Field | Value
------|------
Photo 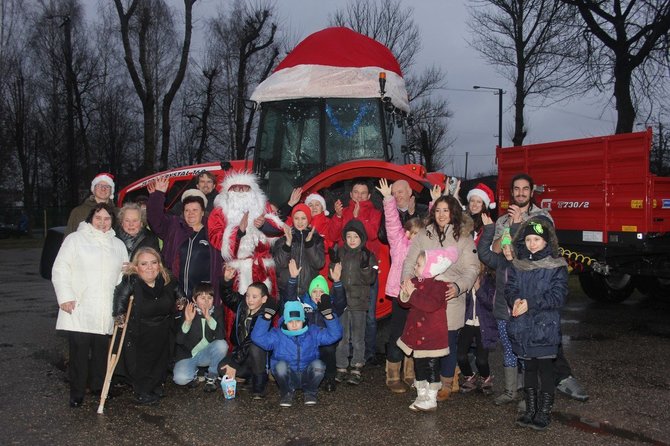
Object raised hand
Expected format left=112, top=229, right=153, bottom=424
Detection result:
left=329, top=262, right=342, bottom=282
left=154, top=176, right=169, bottom=193
left=305, top=226, right=316, bottom=242
left=430, top=184, right=442, bottom=202
left=184, top=302, right=196, bottom=322
left=481, top=213, right=493, bottom=225
left=288, top=259, right=301, bottom=278
left=334, top=199, right=344, bottom=217
left=376, top=178, right=392, bottom=198
left=287, top=187, right=303, bottom=207
left=283, top=224, right=293, bottom=247
left=352, top=200, right=360, bottom=218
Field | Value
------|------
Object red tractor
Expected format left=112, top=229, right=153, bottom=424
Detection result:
left=117, top=28, right=447, bottom=319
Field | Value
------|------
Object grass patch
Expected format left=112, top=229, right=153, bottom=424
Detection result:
left=0, top=237, right=44, bottom=249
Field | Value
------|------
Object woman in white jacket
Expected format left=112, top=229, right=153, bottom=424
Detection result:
left=52, top=203, right=128, bottom=408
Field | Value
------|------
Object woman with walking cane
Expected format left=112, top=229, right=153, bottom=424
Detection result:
left=113, top=247, right=186, bottom=405
left=52, top=203, right=128, bottom=408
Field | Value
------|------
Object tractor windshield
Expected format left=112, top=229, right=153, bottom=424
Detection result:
left=255, top=98, right=385, bottom=204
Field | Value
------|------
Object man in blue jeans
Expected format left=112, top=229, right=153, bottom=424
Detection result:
left=251, top=299, right=342, bottom=407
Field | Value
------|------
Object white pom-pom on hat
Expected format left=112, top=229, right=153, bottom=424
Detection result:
left=466, top=182, right=496, bottom=210
left=304, top=193, right=329, bottom=216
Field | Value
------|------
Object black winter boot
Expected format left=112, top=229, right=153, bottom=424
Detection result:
left=515, top=387, right=537, bottom=428
left=251, top=373, right=268, bottom=400
left=531, top=391, right=554, bottom=430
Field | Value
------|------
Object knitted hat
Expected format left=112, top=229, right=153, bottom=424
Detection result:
left=422, top=247, right=459, bottom=278
left=181, top=188, right=208, bottom=209
left=305, top=193, right=329, bottom=216
left=466, top=183, right=496, bottom=209
left=308, top=275, right=330, bottom=296
left=291, top=203, right=312, bottom=225
left=522, top=220, right=551, bottom=243
left=283, top=301, right=306, bottom=323
left=91, top=173, right=115, bottom=198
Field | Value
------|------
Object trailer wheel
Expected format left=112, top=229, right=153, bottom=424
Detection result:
left=635, top=277, right=670, bottom=299
left=578, top=271, right=635, bottom=303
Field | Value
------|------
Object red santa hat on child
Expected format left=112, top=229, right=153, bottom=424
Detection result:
left=304, top=193, right=329, bottom=216
left=466, top=183, right=496, bottom=210
left=291, top=203, right=313, bottom=225
left=90, top=173, right=115, bottom=199
left=422, top=247, right=459, bottom=278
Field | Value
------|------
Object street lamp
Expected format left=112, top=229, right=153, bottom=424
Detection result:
left=473, top=85, right=505, bottom=148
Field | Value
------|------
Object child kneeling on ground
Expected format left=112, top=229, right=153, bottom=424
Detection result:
left=173, top=282, right=228, bottom=392
left=251, top=299, right=343, bottom=407
left=398, top=247, right=459, bottom=412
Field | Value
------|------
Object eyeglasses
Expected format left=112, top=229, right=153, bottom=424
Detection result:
left=95, top=184, right=112, bottom=190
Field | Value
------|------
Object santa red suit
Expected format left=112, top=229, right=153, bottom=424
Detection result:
left=208, top=171, right=285, bottom=295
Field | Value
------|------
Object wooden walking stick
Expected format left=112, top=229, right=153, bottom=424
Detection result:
left=97, top=296, right=134, bottom=414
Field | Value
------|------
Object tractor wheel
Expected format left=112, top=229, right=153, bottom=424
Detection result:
left=578, top=271, right=635, bottom=303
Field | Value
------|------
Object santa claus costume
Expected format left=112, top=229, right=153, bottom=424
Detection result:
left=208, top=171, right=285, bottom=296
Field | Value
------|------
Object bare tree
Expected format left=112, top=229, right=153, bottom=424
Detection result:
left=330, top=0, right=454, bottom=170
left=561, top=0, right=670, bottom=133
left=112, top=0, right=196, bottom=174
left=469, top=0, right=583, bottom=146
left=206, top=2, right=279, bottom=161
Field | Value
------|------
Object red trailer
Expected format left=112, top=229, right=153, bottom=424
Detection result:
left=496, top=128, right=670, bottom=302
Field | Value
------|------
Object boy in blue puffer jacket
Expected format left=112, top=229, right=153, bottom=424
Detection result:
left=284, top=259, right=346, bottom=392
left=251, top=298, right=343, bottom=407
left=505, top=216, right=568, bottom=431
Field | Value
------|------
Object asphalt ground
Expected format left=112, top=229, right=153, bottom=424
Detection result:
left=1, top=248, right=669, bottom=445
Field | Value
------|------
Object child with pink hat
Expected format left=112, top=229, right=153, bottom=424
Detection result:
left=397, top=246, right=459, bottom=412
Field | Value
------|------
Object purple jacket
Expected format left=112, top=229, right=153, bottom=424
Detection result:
left=383, top=196, right=411, bottom=297
left=147, top=191, right=221, bottom=303
left=464, top=274, right=499, bottom=350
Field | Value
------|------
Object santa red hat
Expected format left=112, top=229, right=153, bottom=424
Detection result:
left=467, top=183, right=496, bottom=210
left=291, top=203, right=312, bottom=225
left=250, top=27, right=409, bottom=113
left=91, top=173, right=115, bottom=198
left=305, top=193, right=329, bottom=216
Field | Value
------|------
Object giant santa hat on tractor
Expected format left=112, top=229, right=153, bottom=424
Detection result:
left=251, top=26, right=409, bottom=112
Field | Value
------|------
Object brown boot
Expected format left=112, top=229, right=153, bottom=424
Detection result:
left=451, top=366, right=460, bottom=393
left=402, top=358, right=415, bottom=387
left=436, top=376, right=453, bottom=401
left=386, top=361, right=407, bottom=393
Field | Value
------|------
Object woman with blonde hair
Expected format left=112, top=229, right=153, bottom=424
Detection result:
left=113, top=247, right=186, bottom=405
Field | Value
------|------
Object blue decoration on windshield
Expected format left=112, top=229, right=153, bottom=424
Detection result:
left=325, top=103, right=371, bottom=138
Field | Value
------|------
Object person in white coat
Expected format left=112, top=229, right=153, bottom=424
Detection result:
left=52, top=203, right=128, bottom=408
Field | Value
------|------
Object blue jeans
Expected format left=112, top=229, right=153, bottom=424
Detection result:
left=173, top=340, right=228, bottom=385
left=273, top=359, right=325, bottom=397
left=440, top=329, right=460, bottom=378
left=365, top=276, right=379, bottom=360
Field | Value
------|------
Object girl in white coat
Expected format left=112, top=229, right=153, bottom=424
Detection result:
left=52, top=203, right=128, bottom=408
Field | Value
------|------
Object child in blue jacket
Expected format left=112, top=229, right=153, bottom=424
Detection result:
left=284, top=259, right=346, bottom=392
left=251, top=298, right=343, bottom=407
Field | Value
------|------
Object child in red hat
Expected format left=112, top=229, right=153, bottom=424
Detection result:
left=272, top=203, right=325, bottom=302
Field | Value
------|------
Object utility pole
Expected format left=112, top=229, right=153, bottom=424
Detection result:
left=464, top=151, right=469, bottom=181
left=62, top=15, right=78, bottom=207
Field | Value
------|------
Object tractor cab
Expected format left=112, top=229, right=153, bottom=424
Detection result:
left=255, top=96, right=413, bottom=205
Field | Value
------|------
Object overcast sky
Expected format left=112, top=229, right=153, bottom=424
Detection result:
left=104, top=0, right=621, bottom=177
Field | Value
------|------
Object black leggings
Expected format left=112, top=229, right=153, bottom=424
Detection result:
left=456, top=324, right=490, bottom=378
left=385, top=297, right=408, bottom=363
left=319, top=343, right=337, bottom=380
left=524, top=358, right=555, bottom=394
left=414, top=357, right=442, bottom=384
